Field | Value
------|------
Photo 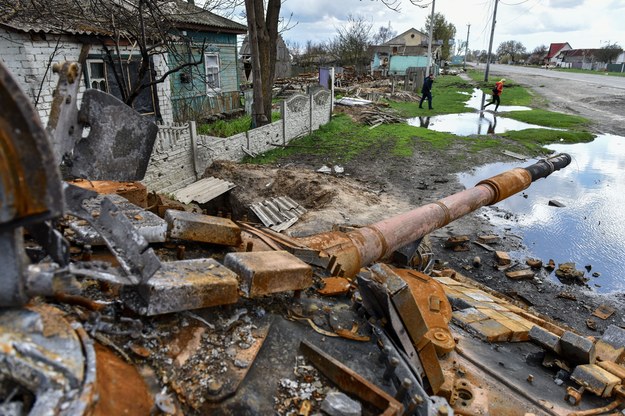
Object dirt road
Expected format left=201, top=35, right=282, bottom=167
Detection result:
left=208, top=69, right=625, bottom=336
left=485, top=63, right=625, bottom=136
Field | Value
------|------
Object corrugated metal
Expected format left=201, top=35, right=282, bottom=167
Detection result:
left=172, top=176, right=235, bottom=204
left=250, top=196, right=307, bottom=232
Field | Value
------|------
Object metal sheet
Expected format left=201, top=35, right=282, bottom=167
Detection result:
left=172, top=176, right=236, bottom=204
left=69, top=89, right=158, bottom=181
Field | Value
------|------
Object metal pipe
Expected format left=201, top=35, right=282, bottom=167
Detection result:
left=299, top=154, right=571, bottom=278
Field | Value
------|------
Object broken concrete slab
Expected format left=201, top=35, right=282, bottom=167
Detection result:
left=560, top=331, right=596, bottom=365
left=570, top=364, right=620, bottom=397
left=124, top=258, right=239, bottom=315
left=165, top=209, right=242, bottom=246
left=224, top=250, right=313, bottom=297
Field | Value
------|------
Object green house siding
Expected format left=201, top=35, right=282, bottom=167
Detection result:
left=168, top=30, right=241, bottom=120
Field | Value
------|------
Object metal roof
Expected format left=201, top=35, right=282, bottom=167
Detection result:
left=0, top=0, right=246, bottom=36
left=172, top=176, right=236, bottom=204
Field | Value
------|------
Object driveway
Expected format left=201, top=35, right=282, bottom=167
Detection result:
left=477, top=63, right=625, bottom=136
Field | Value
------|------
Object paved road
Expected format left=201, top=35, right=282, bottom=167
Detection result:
left=471, top=63, right=625, bottom=136
left=483, top=63, right=625, bottom=89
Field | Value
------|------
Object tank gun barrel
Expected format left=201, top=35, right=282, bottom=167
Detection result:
left=298, top=154, right=571, bottom=278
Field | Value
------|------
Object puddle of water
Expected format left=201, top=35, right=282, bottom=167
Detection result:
left=407, top=89, right=549, bottom=136
left=407, top=113, right=557, bottom=136
left=464, top=88, right=531, bottom=112
left=458, top=134, right=625, bottom=293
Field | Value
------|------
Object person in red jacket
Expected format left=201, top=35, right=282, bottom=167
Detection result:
left=484, top=78, right=505, bottom=111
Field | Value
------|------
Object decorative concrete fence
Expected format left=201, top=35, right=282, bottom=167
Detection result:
left=142, top=89, right=332, bottom=194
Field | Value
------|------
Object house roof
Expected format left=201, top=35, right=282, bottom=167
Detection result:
left=167, top=1, right=246, bottom=33
left=382, top=28, right=428, bottom=46
left=0, top=0, right=246, bottom=37
left=546, top=42, right=571, bottom=59
left=563, top=49, right=600, bottom=57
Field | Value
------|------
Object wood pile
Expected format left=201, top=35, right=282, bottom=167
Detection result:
left=360, top=107, right=404, bottom=128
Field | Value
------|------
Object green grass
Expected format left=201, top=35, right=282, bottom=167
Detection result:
left=553, top=67, right=625, bottom=77
left=243, top=71, right=597, bottom=164
left=503, top=108, right=590, bottom=129
left=389, top=74, right=475, bottom=117
left=198, top=112, right=281, bottom=137
left=502, top=129, right=595, bottom=154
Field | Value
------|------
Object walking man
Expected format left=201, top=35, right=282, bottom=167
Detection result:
left=419, top=73, right=434, bottom=110
left=484, top=78, right=505, bottom=112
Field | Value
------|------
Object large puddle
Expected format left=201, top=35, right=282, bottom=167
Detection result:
left=458, top=134, right=625, bottom=292
left=407, top=89, right=557, bottom=136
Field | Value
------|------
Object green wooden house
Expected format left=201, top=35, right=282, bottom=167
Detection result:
left=168, top=1, right=247, bottom=121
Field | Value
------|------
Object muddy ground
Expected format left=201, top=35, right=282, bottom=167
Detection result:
left=205, top=71, right=625, bottom=337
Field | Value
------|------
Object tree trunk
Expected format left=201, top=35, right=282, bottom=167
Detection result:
left=244, top=0, right=280, bottom=127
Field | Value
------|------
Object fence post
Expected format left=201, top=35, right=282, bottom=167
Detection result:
left=189, top=120, right=201, bottom=179
left=281, top=99, right=287, bottom=145
left=309, top=92, right=313, bottom=136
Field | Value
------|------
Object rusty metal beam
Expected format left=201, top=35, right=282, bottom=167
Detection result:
left=300, top=340, right=404, bottom=416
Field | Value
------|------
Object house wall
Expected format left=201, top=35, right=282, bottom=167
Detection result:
left=168, top=31, right=241, bottom=121
left=0, top=29, right=174, bottom=125
left=142, top=89, right=332, bottom=193
left=389, top=56, right=428, bottom=75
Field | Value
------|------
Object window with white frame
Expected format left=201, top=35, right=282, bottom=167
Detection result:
left=204, top=53, right=220, bottom=91
left=86, top=59, right=108, bottom=92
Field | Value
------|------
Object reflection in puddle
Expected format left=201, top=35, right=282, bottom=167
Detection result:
left=407, top=89, right=548, bottom=136
left=407, top=113, right=558, bottom=136
left=458, top=134, right=625, bottom=292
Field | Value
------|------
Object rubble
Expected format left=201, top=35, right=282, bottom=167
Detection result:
left=4, top=59, right=625, bottom=416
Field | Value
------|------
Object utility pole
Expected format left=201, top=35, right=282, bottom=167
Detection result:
left=484, top=0, right=499, bottom=82
left=463, top=24, right=470, bottom=71
left=426, top=0, right=436, bottom=74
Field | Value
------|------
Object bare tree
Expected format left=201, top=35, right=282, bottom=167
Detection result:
left=528, top=45, right=548, bottom=65
left=328, top=14, right=373, bottom=72
left=372, top=21, right=397, bottom=45
left=0, top=0, right=226, bottom=108
left=496, top=40, right=527, bottom=64
left=596, top=43, right=623, bottom=64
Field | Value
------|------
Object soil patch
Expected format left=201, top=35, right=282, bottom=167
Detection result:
left=205, top=73, right=625, bottom=336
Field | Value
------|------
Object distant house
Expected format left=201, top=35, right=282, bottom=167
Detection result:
left=544, top=42, right=572, bottom=67
left=369, top=28, right=440, bottom=76
left=0, top=0, right=246, bottom=124
left=239, top=34, right=292, bottom=82
left=561, top=49, right=604, bottom=70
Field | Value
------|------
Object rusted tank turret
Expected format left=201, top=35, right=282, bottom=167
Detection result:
left=297, top=154, right=572, bottom=278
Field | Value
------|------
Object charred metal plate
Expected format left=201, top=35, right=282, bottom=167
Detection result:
left=224, top=250, right=313, bottom=297
left=0, top=304, right=96, bottom=414
left=69, top=193, right=167, bottom=245
left=124, top=258, right=240, bottom=316
left=64, top=183, right=161, bottom=284
left=165, top=210, right=241, bottom=246
left=69, top=89, right=158, bottom=181
left=0, top=60, right=63, bottom=226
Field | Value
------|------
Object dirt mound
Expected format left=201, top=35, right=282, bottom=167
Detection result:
left=204, top=160, right=413, bottom=237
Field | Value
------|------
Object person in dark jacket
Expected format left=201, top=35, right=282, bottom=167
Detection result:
left=484, top=78, right=505, bottom=111
left=419, top=73, right=434, bottom=110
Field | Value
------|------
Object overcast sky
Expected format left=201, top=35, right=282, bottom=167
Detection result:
left=228, top=0, right=625, bottom=54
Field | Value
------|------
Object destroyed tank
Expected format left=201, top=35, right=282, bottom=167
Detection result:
left=3, top=59, right=624, bottom=416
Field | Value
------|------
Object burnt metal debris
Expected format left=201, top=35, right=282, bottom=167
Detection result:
left=2, top=59, right=625, bottom=416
